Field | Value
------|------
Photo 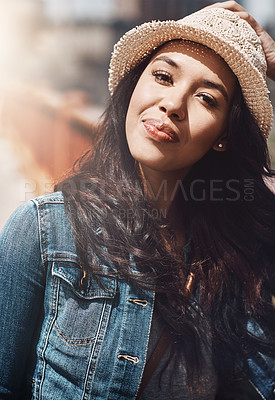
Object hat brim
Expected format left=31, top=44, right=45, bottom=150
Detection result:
left=108, top=19, right=273, bottom=137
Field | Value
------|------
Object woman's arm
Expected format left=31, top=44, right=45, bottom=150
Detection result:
left=205, top=1, right=275, bottom=81
left=0, top=201, right=45, bottom=398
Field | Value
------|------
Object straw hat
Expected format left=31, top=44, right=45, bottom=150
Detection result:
left=108, top=7, right=273, bottom=138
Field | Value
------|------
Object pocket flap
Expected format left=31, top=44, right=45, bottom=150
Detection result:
left=52, top=261, right=117, bottom=299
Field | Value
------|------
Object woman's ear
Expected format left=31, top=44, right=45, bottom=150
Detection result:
left=212, top=134, right=228, bottom=152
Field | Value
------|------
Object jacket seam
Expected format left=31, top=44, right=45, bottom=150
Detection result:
left=32, top=192, right=65, bottom=206
left=248, top=378, right=266, bottom=400
left=106, top=284, right=130, bottom=399
left=134, top=292, right=155, bottom=398
left=81, top=300, right=108, bottom=400
left=37, top=276, right=60, bottom=400
left=31, top=199, right=47, bottom=272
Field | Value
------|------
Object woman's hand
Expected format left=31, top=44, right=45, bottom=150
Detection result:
left=204, top=1, right=275, bottom=81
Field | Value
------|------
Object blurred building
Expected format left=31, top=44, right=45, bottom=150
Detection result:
left=139, top=0, right=247, bottom=21
left=42, top=0, right=140, bottom=23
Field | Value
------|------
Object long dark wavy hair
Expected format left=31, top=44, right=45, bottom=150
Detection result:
left=56, top=42, right=275, bottom=390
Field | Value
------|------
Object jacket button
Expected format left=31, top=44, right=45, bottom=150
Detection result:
left=118, top=354, right=140, bottom=364
left=128, top=298, right=148, bottom=307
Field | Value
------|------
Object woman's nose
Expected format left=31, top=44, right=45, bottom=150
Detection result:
left=158, top=91, right=186, bottom=120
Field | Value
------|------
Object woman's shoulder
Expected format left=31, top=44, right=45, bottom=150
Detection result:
left=32, top=191, right=77, bottom=257
left=30, top=191, right=68, bottom=221
left=1, top=191, right=77, bottom=261
left=31, top=190, right=65, bottom=206
left=3, top=191, right=67, bottom=229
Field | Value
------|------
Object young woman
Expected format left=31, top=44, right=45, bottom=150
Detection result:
left=0, top=1, right=274, bottom=399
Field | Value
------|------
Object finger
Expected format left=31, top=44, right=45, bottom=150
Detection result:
left=231, top=10, right=257, bottom=27
left=231, top=11, right=265, bottom=36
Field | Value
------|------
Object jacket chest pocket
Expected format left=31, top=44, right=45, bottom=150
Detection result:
left=51, top=261, right=117, bottom=345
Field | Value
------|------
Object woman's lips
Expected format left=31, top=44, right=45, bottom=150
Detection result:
left=142, top=119, right=179, bottom=143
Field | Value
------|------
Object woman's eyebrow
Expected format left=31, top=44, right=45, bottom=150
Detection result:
left=202, top=79, right=228, bottom=102
left=152, top=55, right=178, bottom=68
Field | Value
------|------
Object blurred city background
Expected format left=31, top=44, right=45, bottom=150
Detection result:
left=0, top=0, right=274, bottom=229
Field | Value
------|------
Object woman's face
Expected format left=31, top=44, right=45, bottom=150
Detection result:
left=125, top=40, right=236, bottom=180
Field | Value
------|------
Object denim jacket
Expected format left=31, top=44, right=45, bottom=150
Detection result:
left=0, top=192, right=274, bottom=400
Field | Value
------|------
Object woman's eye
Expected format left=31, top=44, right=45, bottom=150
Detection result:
left=198, top=93, right=217, bottom=108
left=152, top=70, right=173, bottom=85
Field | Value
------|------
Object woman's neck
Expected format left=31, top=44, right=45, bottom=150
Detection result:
left=139, top=164, right=190, bottom=250
left=140, top=164, right=191, bottom=216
